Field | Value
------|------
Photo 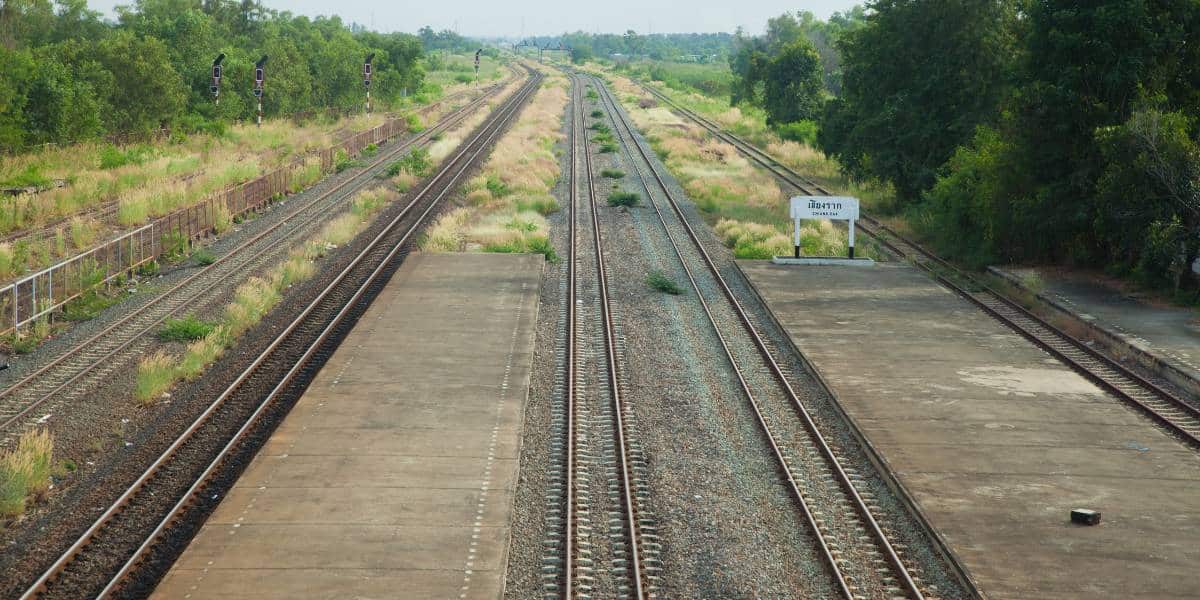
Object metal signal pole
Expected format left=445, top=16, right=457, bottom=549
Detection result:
left=254, top=55, right=268, bottom=127
left=474, top=48, right=481, bottom=86
left=211, top=53, right=225, bottom=106
left=364, top=52, right=375, bottom=113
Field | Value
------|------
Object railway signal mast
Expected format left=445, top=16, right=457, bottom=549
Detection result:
left=210, top=53, right=225, bottom=105
left=474, top=48, right=482, bottom=85
left=363, top=52, right=375, bottom=113
left=254, top=55, right=268, bottom=127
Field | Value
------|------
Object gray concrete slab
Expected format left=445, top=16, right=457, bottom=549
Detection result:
left=740, top=261, right=1200, bottom=600
left=155, top=253, right=542, bottom=600
left=998, top=266, right=1200, bottom=384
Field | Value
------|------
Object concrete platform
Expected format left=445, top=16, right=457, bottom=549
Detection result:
left=993, top=266, right=1200, bottom=392
left=155, top=253, right=542, bottom=599
left=740, top=261, right=1200, bottom=600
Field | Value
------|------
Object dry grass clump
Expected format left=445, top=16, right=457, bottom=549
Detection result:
left=135, top=350, right=177, bottom=403
left=0, top=428, right=54, bottom=518
left=422, top=70, right=567, bottom=262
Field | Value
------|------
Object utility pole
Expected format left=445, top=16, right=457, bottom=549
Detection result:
left=254, top=55, right=268, bottom=127
left=363, top=52, right=375, bottom=113
left=210, top=53, right=225, bottom=106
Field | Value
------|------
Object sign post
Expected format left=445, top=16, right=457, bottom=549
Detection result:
left=789, top=196, right=861, bottom=258
left=474, top=48, right=482, bottom=85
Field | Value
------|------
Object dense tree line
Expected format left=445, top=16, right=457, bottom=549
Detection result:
left=523, top=32, right=733, bottom=64
left=735, top=3, right=1200, bottom=294
left=0, top=0, right=433, bottom=151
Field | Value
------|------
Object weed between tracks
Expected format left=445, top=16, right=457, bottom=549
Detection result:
left=133, top=186, right=397, bottom=404
left=421, top=70, right=567, bottom=263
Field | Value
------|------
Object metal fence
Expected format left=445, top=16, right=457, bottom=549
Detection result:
left=0, top=117, right=407, bottom=336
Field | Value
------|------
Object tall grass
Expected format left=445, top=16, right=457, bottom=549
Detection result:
left=422, top=71, right=567, bottom=259
left=0, top=429, right=54, bottom=518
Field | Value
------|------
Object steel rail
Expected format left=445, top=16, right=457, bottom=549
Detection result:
left=595, top=74, right=923, bottom=599
left=19, top=69, right=544, bottom=599
left=569, top=73, right=648, bottom=598
left=0, top=83, right=506, bottom=434
left=637, top=82, right=1200, bottom=448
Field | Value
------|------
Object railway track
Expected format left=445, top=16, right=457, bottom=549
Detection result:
left=0, top=87, right=481, bottom=249
left=594, top=75, right=934, bottom=599
left=0, top=82, right=510, bottom=442
left=545, top=74, right=654, bottom=599
left=15, top=67, right=543, bottom=599
left=635, top=81, right=1200, bottom=449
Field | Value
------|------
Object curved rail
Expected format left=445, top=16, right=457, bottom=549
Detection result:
left=636, top=81, right=1200, bottom=448
left=18, top=68, right=543, bottom=599
left=596, top=75, right=923, bottom=599
left=0, top=83, right=507, bottom=435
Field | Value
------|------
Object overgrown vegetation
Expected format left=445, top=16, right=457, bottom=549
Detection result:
left=601, top=169, right=625, bottom=179
left=0, top=429, right=54, bottom=519
left=158, top=315, right=216, bottom=342
left=645, top=270, right=683, bottom=295
left=608, top=191, right=640, bottom=207
left=134, top=186, right=396, bottom=404
left=422, top=72, right=567, bottom=262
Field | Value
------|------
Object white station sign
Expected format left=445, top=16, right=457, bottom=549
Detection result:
left=790, top=196, right=859, bottom=221
left=789, top=196, right=861, bottom=259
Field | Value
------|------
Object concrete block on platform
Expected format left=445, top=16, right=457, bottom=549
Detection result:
left=771, top=256, right=875, bottom=267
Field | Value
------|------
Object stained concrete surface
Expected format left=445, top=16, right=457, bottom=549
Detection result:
left=741, top=261, right=1200, bottom=600
left=154, top=253, right=542, bottom=599
left=1001, top=266, right=1200, bottom=382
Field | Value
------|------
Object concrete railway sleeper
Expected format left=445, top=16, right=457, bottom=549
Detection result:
left=0, top=80, right=510, bottom=443
left=633, top=82, right=1200, bottom=451
left=546, top=73, right=655, bottom=599
left=15, top=67, right=544, bottom=599
left=593, top=74, right=933, bottom=600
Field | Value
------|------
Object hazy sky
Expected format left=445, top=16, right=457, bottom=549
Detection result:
left=86, top=0, right=865, bottom=37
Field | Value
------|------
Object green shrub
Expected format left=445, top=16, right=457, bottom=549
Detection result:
left=360, top=143, right=379, bottom=158
left=608, top=191, right=640, bottom=207
left=775, top=120, right=819, bottom=145
left=387, top=148, right=432, bottom=177
left=161, top=230, right=189, bottom=262
left=601, top=169, right=625, bottom=179
left=0, top=164, right=51, bottom=190
left=193, top=248, right=216, bottom=265
left=485, top=176, right=510, bottom=198
left=590, top=110, right=604, bottom=118
left=137, top=260, right=160, bottom=277
left=455, top=73, right=475, bottom=84
left=645, top=270, right=683, bottom=295
left=158, top=315, right=216, bottom=342
left=0, top=429, right=54, bottom=518
left=334, top=149, right=357, bottom=173
left=599, top=143, right=618, bottom=154
left=588, top=122, right=610, bottom=133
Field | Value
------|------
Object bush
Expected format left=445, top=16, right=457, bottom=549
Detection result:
left=590, top=110, right=604, bottom=118
left=599, top=143, right=618, bottom=154
left=455, top=73, right=475, bottom=84
left=645, top=270, right=683, bottom=295
left=0, top=164, right=51, bottom=190
left=485, top=176, right=510, bottom=198
left=608, top=191, right=639, bottom=207
left=334, top=149, right=356, bottom=173
left=387, top=148, right=431, bottom=178
left=161, top=230, right=190, bottom=262
left=601, top=169, right=625, bottom=179
left=775, top=120, right=819, bottom=146
left=360, top=143, right=379, bottom=158
left=158, top=315, right=215, bottom=342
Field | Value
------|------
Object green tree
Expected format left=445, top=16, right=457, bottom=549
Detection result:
left=92, top=31, right=187, bottom=133
left=818, top=0, right=1020, bottom=203
left=761, top=38, right=823, bottom=125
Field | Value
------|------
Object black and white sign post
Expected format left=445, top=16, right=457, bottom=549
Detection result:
left=210, top=53, right=225, bottom=105
left=254, top=55, right=268, bottom=128
left=363, top=53, right=375, bottom=113
left=790, top=196, right=861, bottom=258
